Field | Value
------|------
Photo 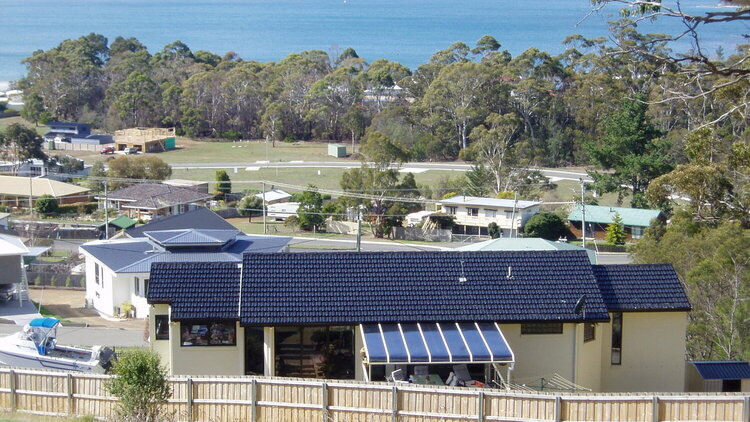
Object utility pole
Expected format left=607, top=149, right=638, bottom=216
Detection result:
left=28, top=176, right=33, bottom=247
left=104, top=180, right=109, bottom=240
left=509, top=192, right=518, bottom=238
left=356, top=210, right=362, bottom=252
left=580, top=178, right=586, bottom=248
left=262, top=182, right=267, bottom=235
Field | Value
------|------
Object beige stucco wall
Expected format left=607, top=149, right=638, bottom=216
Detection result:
left=149, top=304, right=172, bottom=370
left=576, top=323, right=603, bottom=392
left=499, top=323, right=576, bottom=386
left=600, top=312, right=688, bottom=392
left=169, top=321, right=245, bottom=376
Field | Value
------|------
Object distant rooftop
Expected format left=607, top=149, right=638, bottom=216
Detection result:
left=100, top=183, right=212, bottom=210
left=439, top=195, right=540, bottom=209
left=457, top=238, right=596, bottom=263
left=568, top=204, right=661, bottom=228
left=126, top=207, right=236, bottom=237
left=255, top=189, right=291, bottom=202
left=80, top=229, right=291, bottom=273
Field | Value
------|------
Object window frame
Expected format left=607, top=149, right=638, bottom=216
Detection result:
left=180, top=321, right=237, bottom=347
left=444, top=206, right=457, bottom=215
left=521, top=323, right=563, bottom=335
left=134, top=277, right=140, bottom=296
left=94, top=262, right=100, bottom=285
left=154, top=315, right=169, bottom=340
left=484, top=209, right=496, bottom=218
left=583, top=322, right=596, bottom=342
left=467, top=207, right=479, bottom=217
left=611, top=312, right=623, bottom=365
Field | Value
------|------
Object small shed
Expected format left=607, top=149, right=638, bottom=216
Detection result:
left=686, top=361, right=750, bottom=392
left=328, top=144, right=347, bottom=158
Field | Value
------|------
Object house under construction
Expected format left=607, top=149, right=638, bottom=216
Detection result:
left=114, top=128, right=176, bottom=153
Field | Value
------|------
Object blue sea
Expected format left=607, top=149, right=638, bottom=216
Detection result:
left=0, top=0, right=745, bottom=82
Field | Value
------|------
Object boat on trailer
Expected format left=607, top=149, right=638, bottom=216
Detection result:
left=0, top=317, right=115, bottom=373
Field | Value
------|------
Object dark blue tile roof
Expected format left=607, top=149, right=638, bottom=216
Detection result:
left=239, top=251, right=611, bottom=325
left=149, top=262, right=240, bottom=320
left=593, top=264, right=691, bottom=312
left=127, top=207, right=236, bottom=237
left=691, top=361, right=750, bottom=380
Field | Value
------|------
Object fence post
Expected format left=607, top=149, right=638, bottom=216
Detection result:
left=391, top=386, right=398, bottom=422
left=554, top=396, right=562, bottom=422
left=744, top=396, right=750, bottom=422
left=186, top=377, right=193, bottom=422
left=9, top=370, right=15, bottom=413
left=321, top=382, right=329, bottom=421
left=652, top=396, right=659, bottom=422
left=250, top=379, right=257, bottom=422
left=477, top=391, right=485, bottom=422
left=66, top=373, right=73, bottom=416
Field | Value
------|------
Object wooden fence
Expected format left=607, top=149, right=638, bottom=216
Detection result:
left=0, top=368, right=747, bottom=422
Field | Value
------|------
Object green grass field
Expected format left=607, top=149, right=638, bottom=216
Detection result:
left=157, top=139, right=350, bottom=164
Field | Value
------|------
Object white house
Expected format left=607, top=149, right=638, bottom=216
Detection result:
left=437, top=195, right=541, bottom=237
left=255, top=189, right=291, bottom=205
left=80, top=229, right=291, bottom=319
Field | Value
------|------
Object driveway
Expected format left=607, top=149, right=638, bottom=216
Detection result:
left=28, top=288, right=144, bottom=329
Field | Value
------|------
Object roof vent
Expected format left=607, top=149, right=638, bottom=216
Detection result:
left=506, top=266, right=514, bottom=280
left=458, top=276, right=467, bottom=283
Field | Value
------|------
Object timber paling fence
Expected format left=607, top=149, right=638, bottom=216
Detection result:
left=0, top=368, right=747, bottom=422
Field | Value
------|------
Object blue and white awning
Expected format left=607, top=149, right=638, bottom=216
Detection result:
left=360, top=322, right=514, bottom=364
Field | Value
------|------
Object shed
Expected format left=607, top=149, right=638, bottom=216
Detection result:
left=686, top=361, right=750, bottom=392
left=328, top=144, right=347, bottom=158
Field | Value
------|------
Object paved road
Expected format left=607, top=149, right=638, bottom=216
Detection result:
left=170, top=161, right=594, bottom=182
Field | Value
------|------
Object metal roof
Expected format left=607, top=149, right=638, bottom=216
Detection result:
left=0, top=175, right=89, bottom=199
left=255, top=189, right=292, bottom=202
left=126, top=207, right=236, bottom=237
left=457, top=238, right=596, bottom=264
left=439, top=195, right=540, bottom=209
left=691, top=361, right=750, bottom=380
left=144, top=229, right=239, bottom=247
left=568, top=204, right=662, bottom=228
left=80, top=230, right=291, bottom=273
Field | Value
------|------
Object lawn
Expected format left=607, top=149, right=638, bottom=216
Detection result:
left=0, top=115, right=46, bottom=135
left=150, top=139, right=350, bottom=165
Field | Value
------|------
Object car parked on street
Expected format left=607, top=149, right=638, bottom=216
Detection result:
left=100, top=146, right=115, bottom=154
left=123, top=147, right=138, bottom=155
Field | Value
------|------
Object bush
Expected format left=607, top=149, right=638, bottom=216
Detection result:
left=49, top=276, right=57, bottom=287
left=34, top=276, right=42, bottom=286
left=34, top=194, right=58, bottom=216
left=106, top=350, right=171, bottom=422
left=237, top=195, right=263, bottom=217
left=65, top=276, right=72, bottom=287
left=523, top=213, right=568, bottom=240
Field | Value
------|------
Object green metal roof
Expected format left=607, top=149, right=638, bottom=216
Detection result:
left=108, top=215, right=137, bottom=230
left=568, top=205, right=661, bottom=228
left=457, top=238, right=596, bottom=264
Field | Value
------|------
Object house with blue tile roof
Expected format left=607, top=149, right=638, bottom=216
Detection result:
left=146, top=250, right=691, bottom=392
left=79, top=228, right=291, bottom=319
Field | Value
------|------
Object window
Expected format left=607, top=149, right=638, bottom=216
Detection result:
left=154, top=315, right=169, bottom=340
left=181, top=321, right=236, bottom=346
left=467, top=208, right=479, bottom=217
left=611, top=312, right=622, bottom=365
left=134, top=277, right=140, bottom=296
left=275, top=326, right=355, bottom=379
left=94, top=263, right=100, bottom=285
left=504, top=210, right=514, bottom=218
left=144, top=279, right=149, bottom=296
left=631, top=226, right=644, bottom=239
left=484, top=209, right=496, bottom=218
left=444, top=206, right=457, bottom=215
left=521, top=323, right=563, bottom=335
left=583, top=322, right=595, bottom=342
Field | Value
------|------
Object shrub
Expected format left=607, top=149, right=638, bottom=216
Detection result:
left=106, top=349, right=171, bottom=422
left=237, top=195, right=263, bottom=217
left=605, top=213, right=627, bottom=246
left=488, top=222, right=501, bottom=239
left=65, top=276, right=72, bottom=287
left=49, top=276, right=57, bottom=287
left=34, top=195, right=58, bottom=216
left=523, top=213, right=568, bottom=240
left=34, top=276, right=42, bottom=286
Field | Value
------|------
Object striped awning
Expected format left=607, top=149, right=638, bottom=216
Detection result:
left=360, top=322, right=514, bottom=364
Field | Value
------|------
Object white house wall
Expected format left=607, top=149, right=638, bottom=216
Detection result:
left=83, top=251, right=150, bottom=318
left=498, top=323, right=576, bottom=387
left=442, top=205, right=540, bottom=231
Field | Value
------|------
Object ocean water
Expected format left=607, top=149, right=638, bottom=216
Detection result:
left=0, top=0, right=744, bottom=82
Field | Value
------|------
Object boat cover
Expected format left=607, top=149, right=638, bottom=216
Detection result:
left=361, top=322, right=514, bottom=364
left=29, top=317, right=60, bottom=328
